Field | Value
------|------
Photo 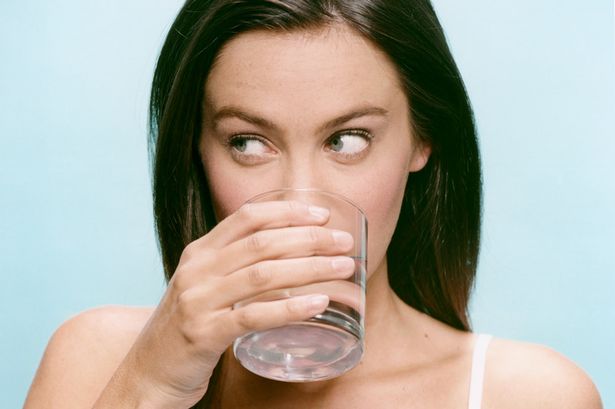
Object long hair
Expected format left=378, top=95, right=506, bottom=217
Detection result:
left=148, top=1, right=482, bottom=406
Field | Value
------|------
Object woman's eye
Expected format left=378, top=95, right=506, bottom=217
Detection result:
left=326, top=130, right=372, bottom=157
left=228, top=135, right=272, bottom=157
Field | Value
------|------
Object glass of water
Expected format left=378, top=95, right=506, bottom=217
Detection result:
left=233, top=188, right=367, bottom=382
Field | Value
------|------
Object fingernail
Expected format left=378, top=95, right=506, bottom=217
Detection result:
left=309, top=206, right=329, bottom=220
left=331, top=257, right=355, bottom=273
left=307, top=295, right=329, bottom=312
left=332, top=230, right=353, bottom=248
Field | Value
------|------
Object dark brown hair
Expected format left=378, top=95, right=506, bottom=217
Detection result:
left=149, top=0, right=482, bottom=406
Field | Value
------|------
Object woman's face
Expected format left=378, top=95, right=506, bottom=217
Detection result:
left=200, top=24, right=429, bottom=278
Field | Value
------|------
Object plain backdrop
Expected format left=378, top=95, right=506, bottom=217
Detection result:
left=1, top=1, right=613, bottom=407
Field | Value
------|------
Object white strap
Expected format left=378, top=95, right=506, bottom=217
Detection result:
left=468, top=334, right=492, bottom=409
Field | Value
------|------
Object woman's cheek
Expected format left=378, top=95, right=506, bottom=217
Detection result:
left=355, top=166, right=409, bottom=277
left=203, top=159, right=258, bottom=221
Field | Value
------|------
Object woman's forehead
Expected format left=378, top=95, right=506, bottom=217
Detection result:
left=204, top=24, right=406, bottom=116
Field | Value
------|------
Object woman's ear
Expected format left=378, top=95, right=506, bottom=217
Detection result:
left=407, top=141, right=431, bottom=173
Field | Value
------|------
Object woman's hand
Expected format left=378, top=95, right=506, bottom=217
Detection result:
left=97, top=200, right=355, bottom=408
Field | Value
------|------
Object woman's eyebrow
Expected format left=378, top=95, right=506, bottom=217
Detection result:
left=210, top=105, right=389, bottom=132
left=211, top=106, right=277, bottom=130
left=317, top=106, right=389, bottom=133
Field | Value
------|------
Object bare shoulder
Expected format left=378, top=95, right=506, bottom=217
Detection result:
left=24, top=305, right=155, bottom=409
left=484, top=337, right=603, bottom=409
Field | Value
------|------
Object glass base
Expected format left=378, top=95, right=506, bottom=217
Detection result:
left=233, top=309, right=363, bottom=382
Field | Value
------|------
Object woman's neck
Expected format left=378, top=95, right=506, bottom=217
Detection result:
left=356, top=258, right=470, bottom=376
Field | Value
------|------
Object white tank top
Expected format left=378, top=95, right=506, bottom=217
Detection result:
left=467, top=334, right=492, bottom=409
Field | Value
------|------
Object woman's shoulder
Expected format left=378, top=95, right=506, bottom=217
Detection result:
left=24, top=305, right=155, bottom=408
left=46, top=305, right=154, bottom=361
left=58, top=304, right=155, bottom=338
left=484, top=336, right=603, bottom=409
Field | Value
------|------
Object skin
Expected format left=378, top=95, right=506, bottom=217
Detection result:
left=24, top=24, right=603, bottom=409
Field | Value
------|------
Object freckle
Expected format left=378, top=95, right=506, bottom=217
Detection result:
left=424, top=333, right=429, bottom=338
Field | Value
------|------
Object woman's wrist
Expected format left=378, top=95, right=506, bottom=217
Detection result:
left=91, top=356, right=195, bottom=409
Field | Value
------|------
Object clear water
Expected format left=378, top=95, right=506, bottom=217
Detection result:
left=233, top=302, right=363, bottom=382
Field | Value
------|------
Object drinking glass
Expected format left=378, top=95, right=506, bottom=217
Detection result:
left=233, top=188, right=367, bottom=382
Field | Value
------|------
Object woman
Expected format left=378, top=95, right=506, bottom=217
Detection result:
left=25, top=1, right=602, bottom=408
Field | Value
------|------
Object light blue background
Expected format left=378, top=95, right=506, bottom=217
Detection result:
left=1, top=1, right=613, bottom=407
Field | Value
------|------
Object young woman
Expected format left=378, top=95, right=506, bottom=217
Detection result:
left=25, top=1, right=602, bottom=408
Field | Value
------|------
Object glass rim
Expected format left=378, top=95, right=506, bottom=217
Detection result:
left=245, top=188, right=367, bottom=217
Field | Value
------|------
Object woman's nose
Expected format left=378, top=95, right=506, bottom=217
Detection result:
left=281, top=158, right=326, bottom=190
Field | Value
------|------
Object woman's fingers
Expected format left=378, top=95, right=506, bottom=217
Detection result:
left=200, top=200, right=331, bottom=249
left=181, top=225, right=354, bottom=280
left=216, top=294, right=331, bottom=347
left=219, top=225, right=354, bottom=274
left=285, top=280, right=364, bottom=313
left=207, top=256, right=355, bottom=309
